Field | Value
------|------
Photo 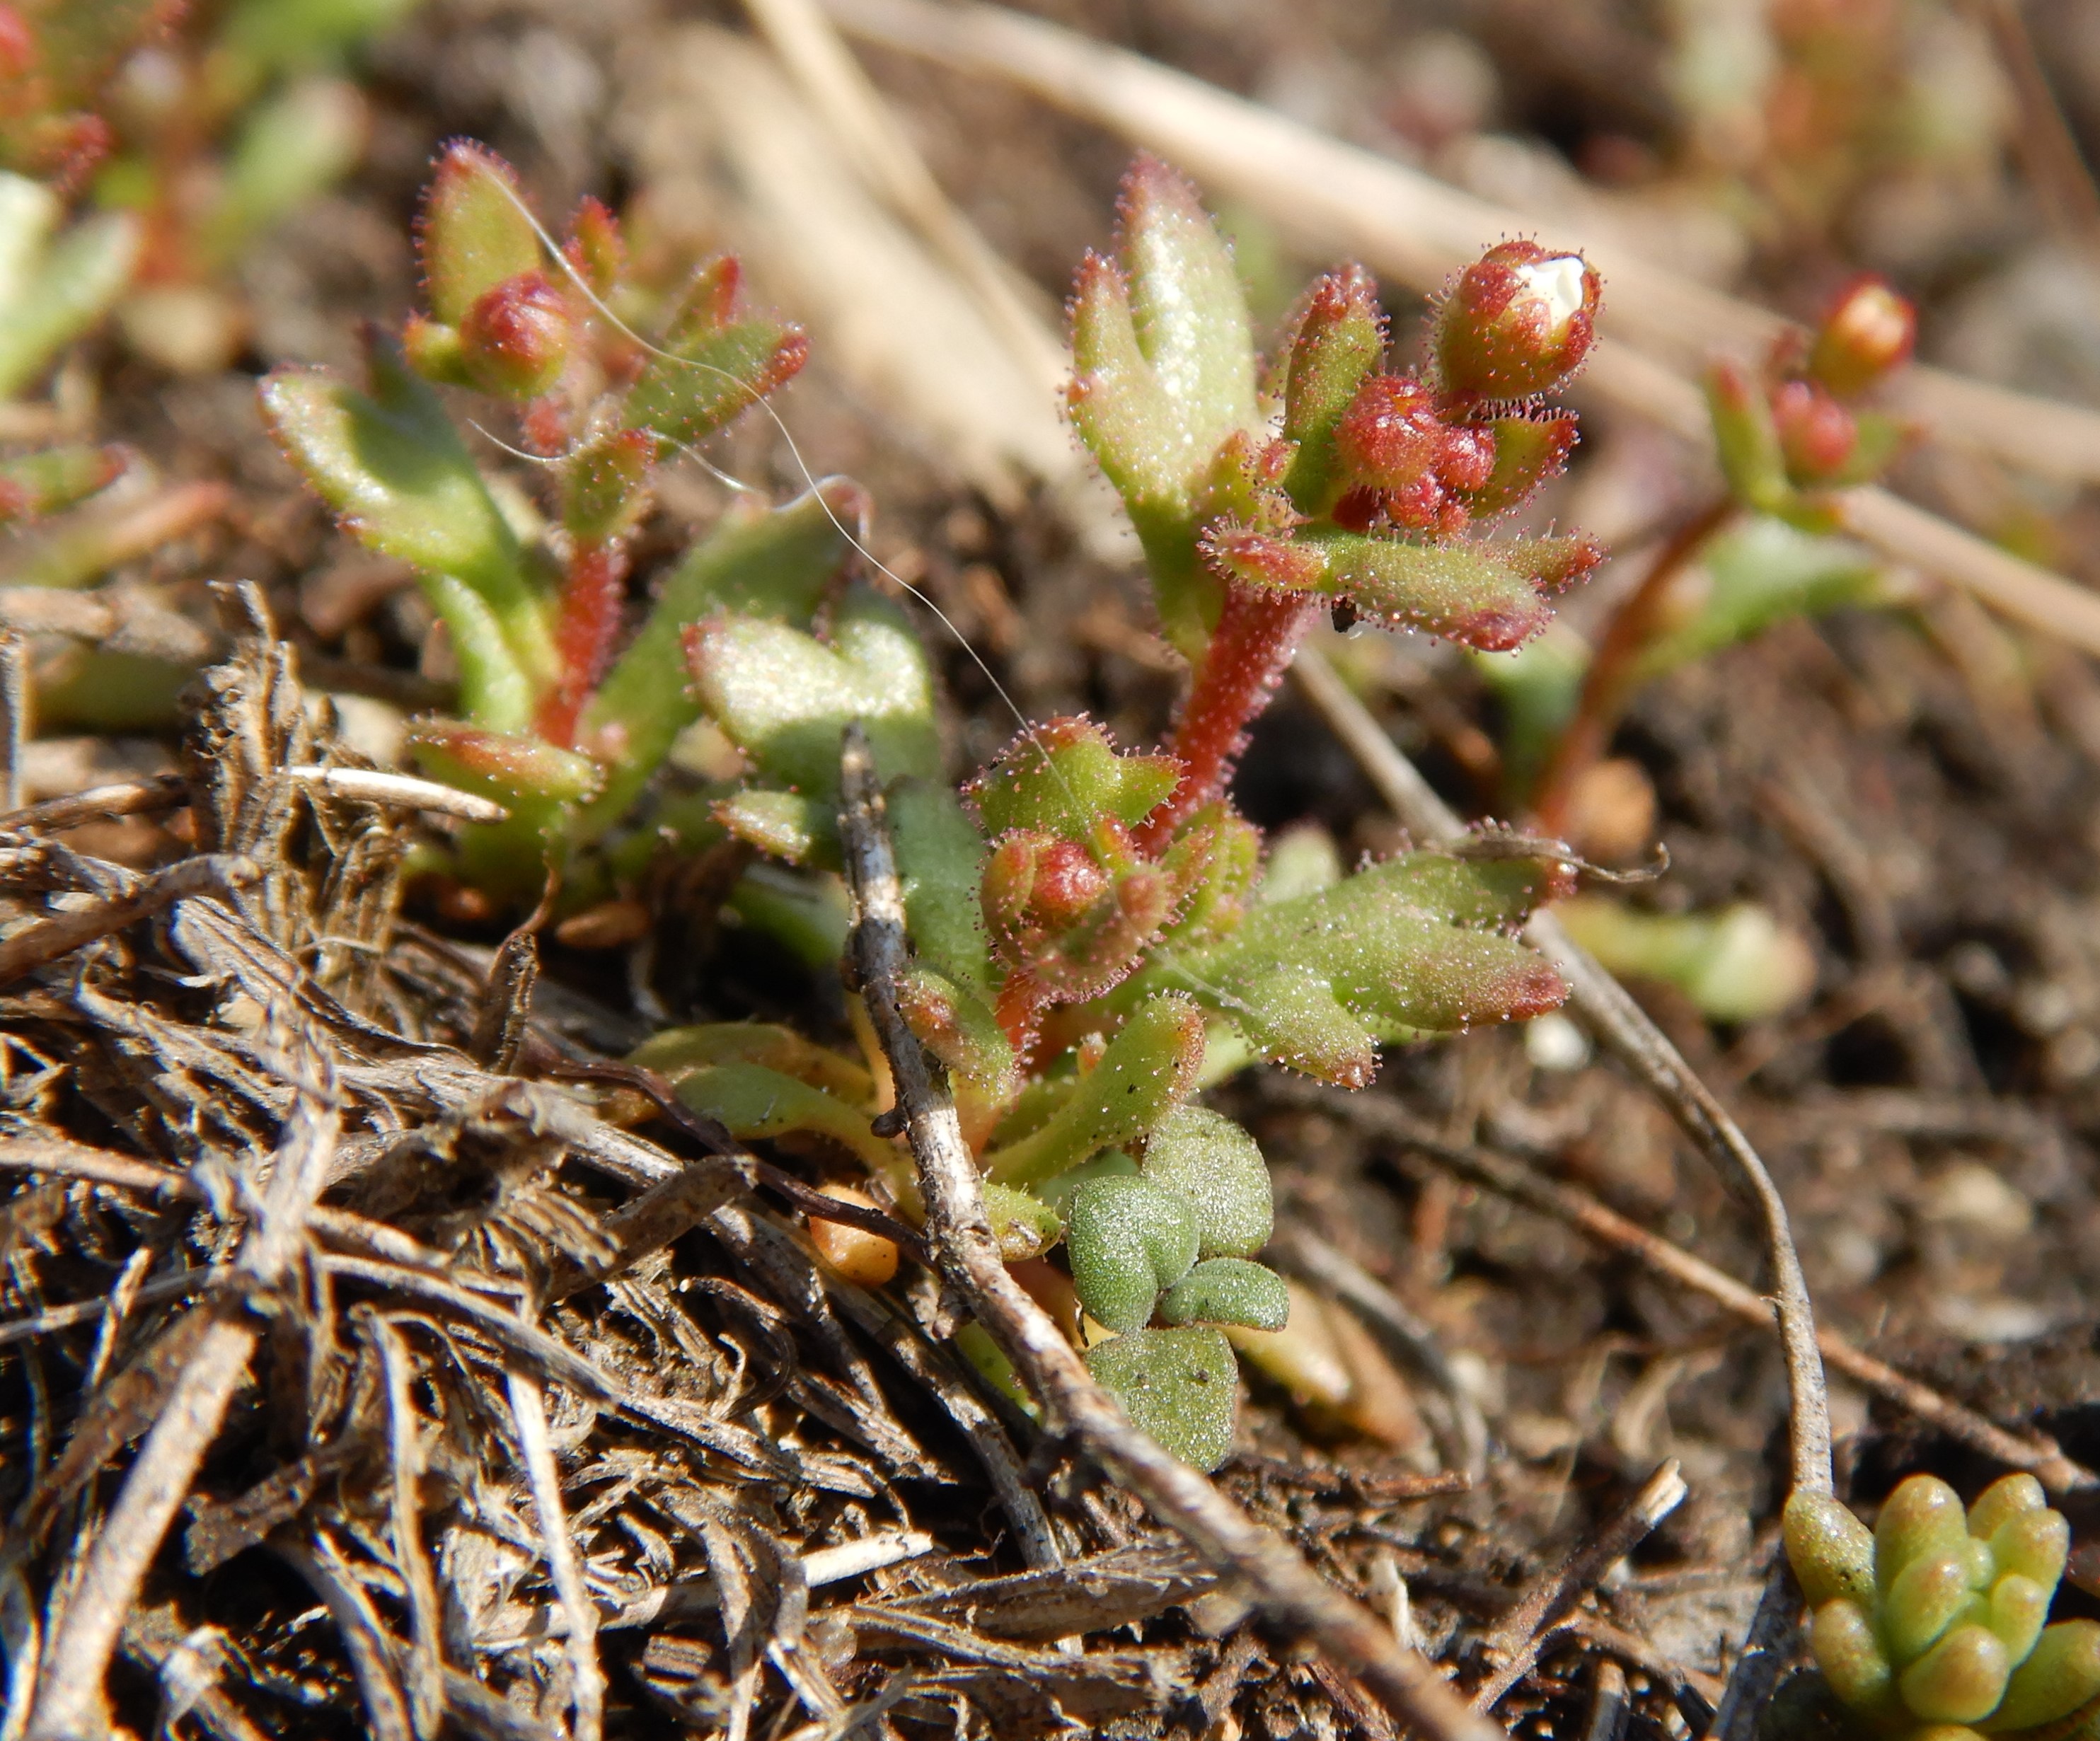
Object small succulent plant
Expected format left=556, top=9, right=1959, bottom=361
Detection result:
left=275, top=147, right=1603, bottom=1466
left=1785, top=1474, right=2100, bottom=1741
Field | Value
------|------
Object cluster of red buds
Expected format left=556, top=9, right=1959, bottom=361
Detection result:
left=1708, top=274, right=1916, bottom=514
left=1326, top=243, right=1595, bottom=539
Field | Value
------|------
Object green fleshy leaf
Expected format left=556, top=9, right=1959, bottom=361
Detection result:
left=1132, top=852, right=1566, bottom=1086
left=419, top=142, right=541, bottom=327
left=0, top=444, right=122, bottom=522
left=688, top=582, right=939, bottom=816
left=716, top=789, right=828, bottom=865
left=982, top=994, right=1206, bottom=1187
left=1987, top=1575, right=2050, bottom=1665
left=1786, top=1491, right=1878, bottom=1610
left=1203, top=524, right=1542, bottom=652
left=617, top=296, right=806, bottom=451
left=1991, top=1509, right=2070, bottom=1593
left=1554, top=897, right=1815, bottom=1024
left=1280, top=264, right=1385, bottom=515
left=1812, top=1600, right=1898, bottom=1718
left=957, top=1320, right=1039, bottom=1419
left=981, top=1184, right=1061, bottom=1262
left=1885, top=1554, right=1978, bottom=1665
left=1066, top=1174, right=1199, bottom=1333
left=259, top=342, right=553, bottom=724
left=0, top=190, right=139, bottom=400
left=1634, top=518, right=1881, bottom=681
left=969, top=717, right=1180, bottom=843
left=890, top=778, right=993, bottom=994
left=1156, top=804, right=1262, bottom=950
left=1880, top=1478, right=1975, bottom=1591
left=1900, top=1626, right=2010, bottom=1726
left=725, top=863, right=852, bottom=972
left=1139, top=1105, right=1271, bottom=1259
left=1084, top=1326, right=1238, bottom=1471
left=896, top=965, right=1014, bottom=1111
left=1970, top=1476, right=2049, bottom=1544
left=572, top=485, right=850, bottom=842
left=628, top=1021, right=873, bottom=1103
left=1707, top=359, right=1793, bottom=516
left=1158, top=1258, right=1288, bottom=1331
left=674, top=1061, right=902, bottom=1182
left=410, top=724, right=599, bottom=806
left=1068, top=158, right=1257, bottom=660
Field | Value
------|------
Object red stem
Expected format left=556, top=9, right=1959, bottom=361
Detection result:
left=536, top=538, right=628, bottom=748
left=1528, top=497, right=1734, bottom=835
left=1136, top=582, right=1318, bottom=853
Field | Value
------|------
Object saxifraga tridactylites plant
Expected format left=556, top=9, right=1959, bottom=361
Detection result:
left=272, top=146, right=1605, bottom=1466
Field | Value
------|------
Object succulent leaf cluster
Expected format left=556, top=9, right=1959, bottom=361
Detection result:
left=1786, top=1475, right=2100, bottom=1740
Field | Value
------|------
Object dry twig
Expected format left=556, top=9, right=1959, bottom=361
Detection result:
left=1470, top=1461, right=1688, bottom=1711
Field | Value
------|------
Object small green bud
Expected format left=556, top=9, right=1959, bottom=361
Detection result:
left=1084, top=1326, right=1237, bottom=1471
left=1969, top=1474, right=2049, bottom=1544
left=1813, top=1599, right=1896, bottom=1714
left=1066, top=1174, right=1199, bottom=1334
left=1706, top=357, right=1792, bottom=514
left=1431, top=241, right=1599, bottom=402
left=1987, top=1574, right=2050, bottom=1665
left=969, top=716, right=1180, bottom=840
left=980, top=1184, right=1061, bottom=1262
left=1991, top=1508, right=2070, bottom=1593
left=1900, top=1626, right=2012, bottom=1726
left=1879, top=1476, right=1971, bottom=1590
left=1887, top=1554, right=1983, bottom=1665
left=1158, top=1257, right=1289, bottom=1331
left=1280, top=262, right=1386, bottom=514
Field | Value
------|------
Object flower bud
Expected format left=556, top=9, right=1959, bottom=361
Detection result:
left=458, top=270, right=572, bottom=399
left=1810, top=274, right=1915, bottom=398
left=1772, top=378, right=1858, bottom=485
left=1433, top=241, right=1599, bottom=401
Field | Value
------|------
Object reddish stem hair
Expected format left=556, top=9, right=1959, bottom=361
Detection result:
left=536, top=538, right=628, bottom=748
left=1136, top=582, right=1317, bottom=852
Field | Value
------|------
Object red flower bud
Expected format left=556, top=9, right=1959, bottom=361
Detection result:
left=458, top=270, right=572, bottom=400
left=1772, top=378, right=1857, bottom=483
left=1808, top=275, right=1915, bottom=398
left=1432, top=241, right=1599, bottom=401
left=1335, top=374, right=1442, bottom=491
left=0, top=6, right=35, bottom=79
